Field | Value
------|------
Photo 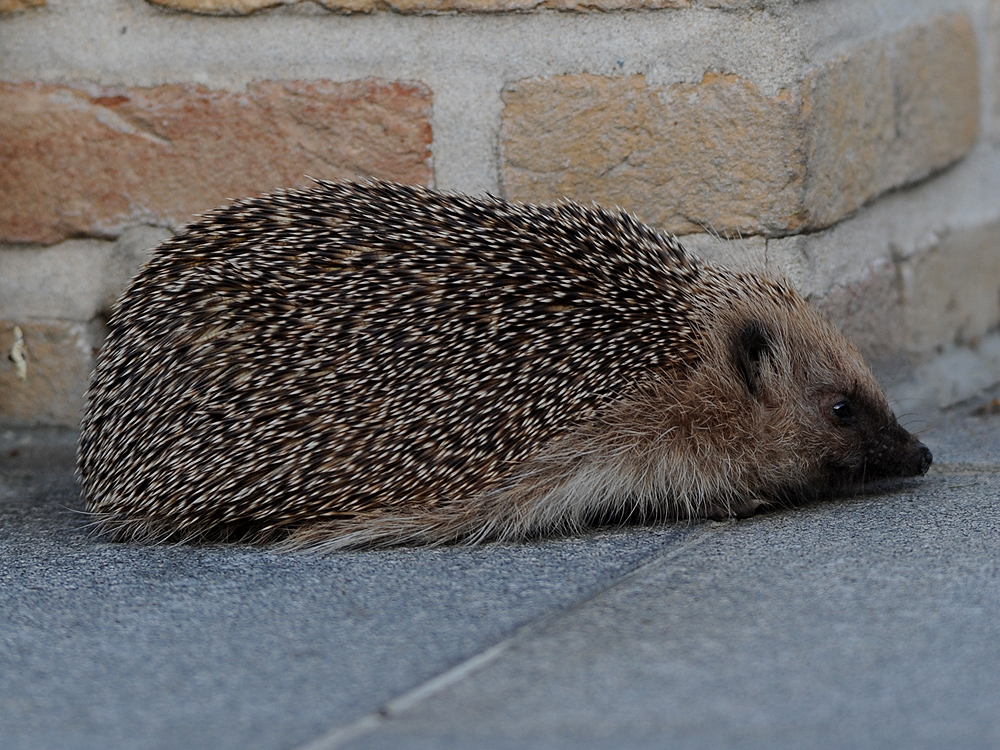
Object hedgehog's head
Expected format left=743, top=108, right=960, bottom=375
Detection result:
left=698, top=276, right=931, bottom=515
left=625, top=272, right=931, bottom=520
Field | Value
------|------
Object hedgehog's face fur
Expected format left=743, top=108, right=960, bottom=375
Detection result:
left=571, top=275, right=932, bottom=523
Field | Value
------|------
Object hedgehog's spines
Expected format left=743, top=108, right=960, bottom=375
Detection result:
left=78, top=178, right=931, bottom=549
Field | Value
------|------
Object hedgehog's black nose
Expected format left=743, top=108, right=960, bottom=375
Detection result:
left=917, top=443, right=933, bottom=475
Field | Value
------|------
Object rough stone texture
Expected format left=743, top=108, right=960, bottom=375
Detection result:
left=813, top=258, right=907, bottom=378
left=799, top=11, right=979, bottom=227
left=146, top=0, right=749, bottom=15
left=501, top=72, right=805, bottom=238
left=886, top=13, right=981, bottom=188
left=799, top=42, right=895, bottom=231
left=900, top=218, right=1000, bottom=357
left=0, top=0, right=43, bottom=12
left=802, top=14, right=981, bottom=229
left=0, top=80, right=433, bottom=245
left=0, top=3, right=992, bottom=424
left=501, top=13, right=979, bottom=237
left=0, top=321, right=102, bottom=426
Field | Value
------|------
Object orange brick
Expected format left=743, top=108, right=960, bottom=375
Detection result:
left=0, top=80, right=433, bottom=244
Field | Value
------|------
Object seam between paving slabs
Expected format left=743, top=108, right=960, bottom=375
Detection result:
left=295, top=522, right=725, bottom=750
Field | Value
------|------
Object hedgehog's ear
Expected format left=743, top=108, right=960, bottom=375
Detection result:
left=734, top=320, right=775, bottom=400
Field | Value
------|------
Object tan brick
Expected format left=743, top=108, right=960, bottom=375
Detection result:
left=798, top=13, right=979, bottom=228
left=901, top=219, right=1000, bottom=356
left=149, top=0, right=283, bottom=12
left=148, top=0, right=749, bottom=14
left=886, top=13, right=980, bottom=187
left=0, top=0, right=43, bottom=12
left=0, top=80, right=433, bottom=245
left=501, top=13, right=979, bottom=237
left=501, top=73, right=806, bottom=237
left=800, top=43, right=895, bottom=229
left=0, top=321, right=100, bottom=426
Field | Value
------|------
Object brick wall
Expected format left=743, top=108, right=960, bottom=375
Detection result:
left=1, top=0, right=999, bottom=424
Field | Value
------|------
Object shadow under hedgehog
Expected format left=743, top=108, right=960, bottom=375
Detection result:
left=77, top=180, right=932, bottom=550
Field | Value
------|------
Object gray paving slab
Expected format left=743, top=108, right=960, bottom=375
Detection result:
left=340, top=413, right=1000, bottom=750
left=0, top=429, right=690, bottom=750
left=921, top=408, right=1000, bottom=466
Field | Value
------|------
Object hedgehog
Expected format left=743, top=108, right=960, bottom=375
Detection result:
left=77, top=179, right=932, bottom=550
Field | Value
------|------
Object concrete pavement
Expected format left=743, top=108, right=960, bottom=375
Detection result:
left=1, top=408, right=998, bottom=750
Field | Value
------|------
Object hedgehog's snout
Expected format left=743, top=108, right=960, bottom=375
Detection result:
left=861, top=423, right=933, bottom=481
left=890, top=422, right=932, bottom=478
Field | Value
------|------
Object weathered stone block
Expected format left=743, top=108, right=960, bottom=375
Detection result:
left=501, top=72, right=805, bottom=237
left=501, top=13, right=979, bottom=237
left=886, top=13, right=980, bottom=188
left=149, top=0, right=278, bottom=11
left=901, top=219, right=1000, bottom=356
left=803, top=13, right=978, bottom=227
left=0, top=80, right=433, bottom=244
left=799, top=42, right=895, bottom=230
left=0, top=321, right=101, bottom=426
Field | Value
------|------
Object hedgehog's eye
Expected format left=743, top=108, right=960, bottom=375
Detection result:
left=832, top=400, right=854, bottom=424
